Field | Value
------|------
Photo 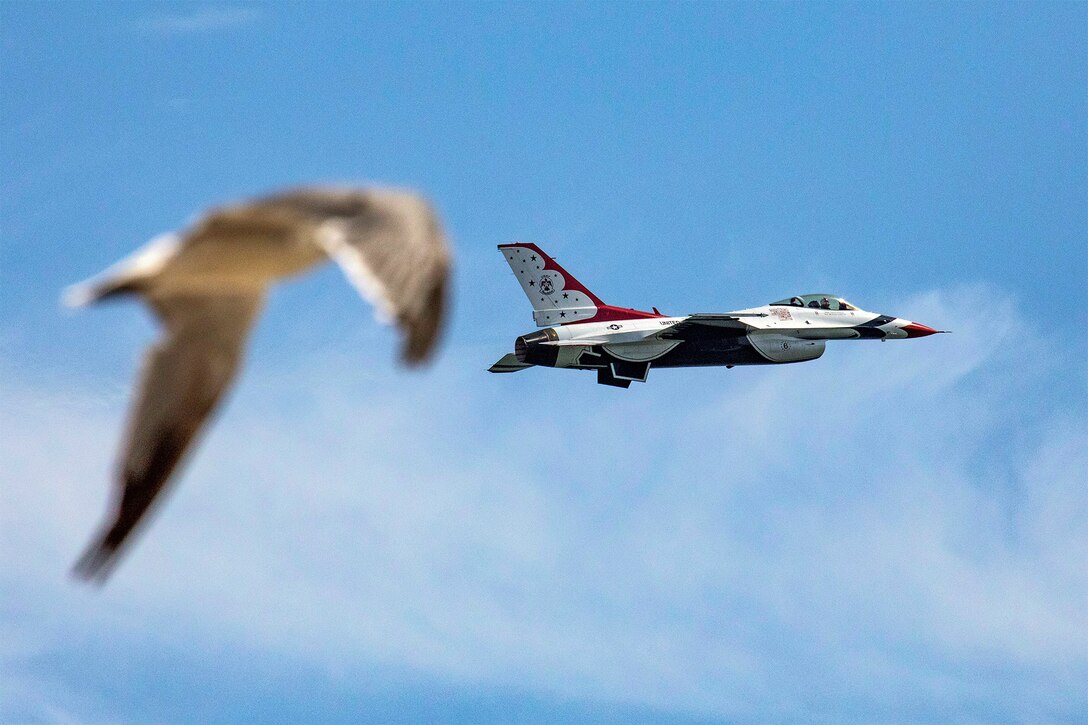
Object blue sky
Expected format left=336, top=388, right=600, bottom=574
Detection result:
left=1, top=2, right=1085, bottom=722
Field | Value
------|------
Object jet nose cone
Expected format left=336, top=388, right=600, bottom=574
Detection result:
left=901, top=321, right=940, bottom=338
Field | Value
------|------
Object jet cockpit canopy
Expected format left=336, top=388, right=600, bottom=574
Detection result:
left=771, top=293, right=857, bottom=311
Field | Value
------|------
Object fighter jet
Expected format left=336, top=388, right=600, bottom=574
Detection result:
left=489, top=242, right=944, bottom=388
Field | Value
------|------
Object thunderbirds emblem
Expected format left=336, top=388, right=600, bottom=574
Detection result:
left=538, top=275, right=555, bottom=295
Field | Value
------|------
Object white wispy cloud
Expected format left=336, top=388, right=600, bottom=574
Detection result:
left=1, top=285, right=1084, bottom=721
left=134, top=7, right=262, bottom=35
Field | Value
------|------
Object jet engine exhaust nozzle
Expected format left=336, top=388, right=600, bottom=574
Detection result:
left=514, top=330, right=559, bottom=366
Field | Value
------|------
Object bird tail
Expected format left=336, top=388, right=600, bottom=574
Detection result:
left=62, top=232, right=181, bottom=308
left=63, top=278, right=139, bottom=308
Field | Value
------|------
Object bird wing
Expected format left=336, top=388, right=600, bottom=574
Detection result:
left=73, top=292, right=264, bottom=583
left=254, top=188, right=449, bottom=365
left=179, top=187, right=449, bottom=364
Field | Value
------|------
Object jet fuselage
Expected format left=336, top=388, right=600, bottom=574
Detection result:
left=491, top=243, right=942, bottom=388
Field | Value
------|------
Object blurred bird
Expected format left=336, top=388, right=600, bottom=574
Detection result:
left=66, top=186, right=451, bottom=583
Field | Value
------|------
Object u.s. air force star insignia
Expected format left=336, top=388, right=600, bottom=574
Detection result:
left=538, top=275, right=555, bottom=294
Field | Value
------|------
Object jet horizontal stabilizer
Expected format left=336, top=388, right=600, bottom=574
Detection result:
left=489, top=353, right=533, bottom=373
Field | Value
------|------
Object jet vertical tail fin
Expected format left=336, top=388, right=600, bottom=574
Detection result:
left=497, top=242, right=662, bottom=326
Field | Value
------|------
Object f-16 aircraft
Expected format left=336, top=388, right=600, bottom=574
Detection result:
left=489, top=242, right=944, bottom=388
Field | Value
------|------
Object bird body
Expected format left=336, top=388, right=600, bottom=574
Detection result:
left=68, top=186, right=450, bottom=582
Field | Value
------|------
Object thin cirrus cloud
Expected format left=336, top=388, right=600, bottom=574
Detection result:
left=133, top=6, right=262, bottom=34
left=0, top=284, right=1084, bottom=721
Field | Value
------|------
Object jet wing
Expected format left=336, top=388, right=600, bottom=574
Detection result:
left=655, top=313, right=765, bottom=340
left=540, top=339, right=608, bottom=346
